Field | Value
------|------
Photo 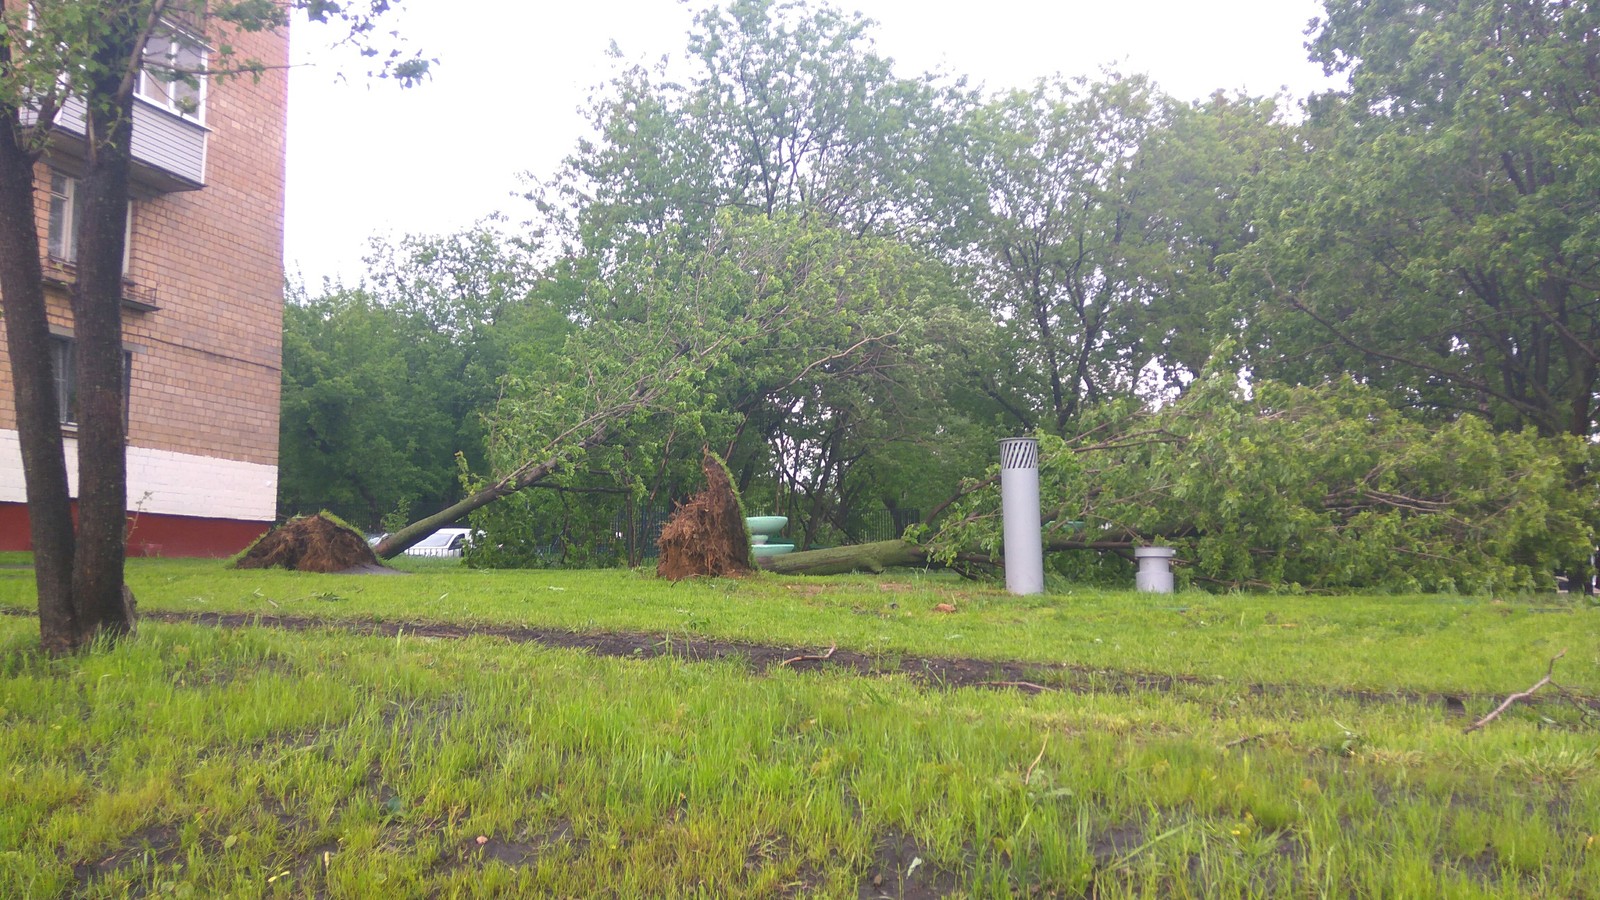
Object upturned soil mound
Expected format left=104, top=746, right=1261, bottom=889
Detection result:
left=656, top=452, right=752, bottom=580
left=234, top=514, right=382, bottom=573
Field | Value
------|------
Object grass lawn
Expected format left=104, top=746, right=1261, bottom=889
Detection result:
left=1, top=557, right=1597, bottom=897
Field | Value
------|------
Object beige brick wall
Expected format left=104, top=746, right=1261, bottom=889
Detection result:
left=0, top=16, right=288, bottom=471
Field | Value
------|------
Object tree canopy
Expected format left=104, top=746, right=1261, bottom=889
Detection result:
left=281, top=0, right=1600, bottom=591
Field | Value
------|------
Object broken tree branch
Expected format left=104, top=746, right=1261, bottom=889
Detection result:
left=779, top=644, right=837, bottom=667
left=1463, top=649, right=1567, bottom=734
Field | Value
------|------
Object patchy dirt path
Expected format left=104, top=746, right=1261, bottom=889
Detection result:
left=5, top=605, right=1592, bottom=715
left=123, top=609, right=1600, bottom=713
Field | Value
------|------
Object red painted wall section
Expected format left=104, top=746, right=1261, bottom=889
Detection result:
left=0, top=502, right=267, bottom=558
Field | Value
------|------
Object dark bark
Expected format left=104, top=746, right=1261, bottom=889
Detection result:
left=0, top=6, right=148, bottom=652
left=0, top=68, right=78, bottom=654
left=68, top=15, right=142, bottom=643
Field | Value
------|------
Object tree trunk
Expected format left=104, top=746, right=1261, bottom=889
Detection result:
left=374, top=420, right=609, bottom=558
left=760, top=539, right=928, bottom=575
left=0, top=10, right=145, bottom=651
left=0, top=100, right=78, bottom=654
left=762, top=538, right=1137, bottom=576
left=66, top=15, right=142, bottom=644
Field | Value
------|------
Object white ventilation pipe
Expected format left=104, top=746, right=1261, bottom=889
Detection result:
left=1134, top=546, right=1176, bottom=593
left=999, top=437, right=1044, bottom=595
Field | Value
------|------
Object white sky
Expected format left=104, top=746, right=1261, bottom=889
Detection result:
left=284, top=0, right=1337, bottom=287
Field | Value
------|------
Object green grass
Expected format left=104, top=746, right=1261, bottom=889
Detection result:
left=0, top=615, right=1595, bottom=898
left=1, top=559, right=1597, bottom=896
left=1, top=559, right=1594, bottom=695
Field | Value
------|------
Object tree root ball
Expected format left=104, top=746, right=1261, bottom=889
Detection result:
left=656, top=451, right=753, bottom=580
left=234, top=513, right=383, bottom=573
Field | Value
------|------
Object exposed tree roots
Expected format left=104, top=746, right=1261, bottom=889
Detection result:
left=233, top=514, right=382, bottom=574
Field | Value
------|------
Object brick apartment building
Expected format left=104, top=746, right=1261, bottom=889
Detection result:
left=0, top=16, right=288, bottom=557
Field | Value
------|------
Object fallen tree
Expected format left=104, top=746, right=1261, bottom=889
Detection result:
left=930, top=371, right=1598, bottom=592
left=375, top=213, right=971, bottom=561
left=374, top=330, right=732, bottom=559
left=762, top=538, right=1135, bottom=576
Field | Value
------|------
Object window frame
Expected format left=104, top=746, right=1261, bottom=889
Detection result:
left=136, top=26, right=207, bottom=123
left=47, top=170, right=76, bottom=263
left=49, top=335, right=132, bottom=431
left=45, top=170, right=135, bottom=271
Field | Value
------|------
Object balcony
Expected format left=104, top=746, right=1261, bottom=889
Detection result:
left=49, top=95, right=206, bottom=193
left=42, top=257, right=162, bottom=313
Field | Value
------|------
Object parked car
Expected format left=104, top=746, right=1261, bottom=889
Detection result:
left=402, top=527, right=475, bottom=559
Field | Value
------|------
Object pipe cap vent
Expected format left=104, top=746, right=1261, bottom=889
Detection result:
left=999, top=437, right=1039, bottom=470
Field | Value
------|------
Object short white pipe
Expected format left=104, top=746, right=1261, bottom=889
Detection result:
left=999, top=437, right=1044, bottom=595
left=1134, top=546, right=1176, bottom=593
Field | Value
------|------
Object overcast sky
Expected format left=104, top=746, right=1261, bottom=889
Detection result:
left=283, top=0, right=1338, bottom=287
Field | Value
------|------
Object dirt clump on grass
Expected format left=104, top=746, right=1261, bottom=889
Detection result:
left=656, top=450, right=752, bottom=581
left=234, top=513, right=384, bottom=573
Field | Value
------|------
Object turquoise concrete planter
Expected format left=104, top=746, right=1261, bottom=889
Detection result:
left=745, top=516, right=788, bottom=536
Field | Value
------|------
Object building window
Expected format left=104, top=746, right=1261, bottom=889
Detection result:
left=138, top=28, right=206, bottom=121
left=47, top=171, right=76, bottom=262
left=51, top=335, right=76, bottom=426
left=50, top=336, right=132, bottom=429
left=46, top=172, right=134, bottom=269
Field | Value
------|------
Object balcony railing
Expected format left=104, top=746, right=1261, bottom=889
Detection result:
left=42, top=256, right=161, bottom=313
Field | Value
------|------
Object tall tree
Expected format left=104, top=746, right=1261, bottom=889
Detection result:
left=0, top=0, right=425, bottom=653
left=1240, top=0, right=1600, bottom=438
left=957, top=75, right=1169, bottom=434
left=519, top=0, right=986, bottom=545
left=537, top=0, right=969, bottom=260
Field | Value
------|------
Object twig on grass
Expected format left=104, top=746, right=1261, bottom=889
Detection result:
left=1549, top=682, right=1600, bottom=730
left=1023, top=735, right=1049, bottom=785
left=977, top=681, right=1059, bottom=694
left=1464, top=649, right=1567, bottom=734
left=779, top=644, right=836, bottom=667
left=1223, top=730, right=1283, bottom=749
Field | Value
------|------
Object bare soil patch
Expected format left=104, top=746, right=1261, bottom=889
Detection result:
left=857, top=828, right=961, bottom=900
left=70, top=821, right=182, bottom=890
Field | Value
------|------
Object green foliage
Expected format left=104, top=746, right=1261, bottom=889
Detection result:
left=278, top=231, right=568, bottom=532
left=466, top=490, right=636, bottom=569
left=937, top=374, right=1596, bottom=592
left=537, top=0, right=969, bottom=258
left=1238, top=0, right=1600, bottom=438
left=468, top=210, right=989, bottom=561
left=502, top=0, right=995, bottom=551
left=278, top=0, right=1600, bottom=592
left=951, top=77, right=1293, bottom=435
